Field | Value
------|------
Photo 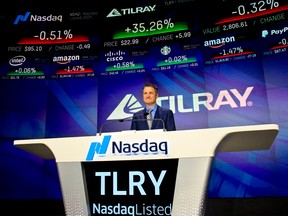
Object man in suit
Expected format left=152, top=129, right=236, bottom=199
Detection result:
left=130, top=83, right=176, bottom=131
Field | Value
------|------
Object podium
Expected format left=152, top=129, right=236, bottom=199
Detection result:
left=14, top=124, right=279, bottom=216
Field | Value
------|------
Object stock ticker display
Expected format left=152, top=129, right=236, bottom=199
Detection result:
left=1, top=0, right=287, bottom=79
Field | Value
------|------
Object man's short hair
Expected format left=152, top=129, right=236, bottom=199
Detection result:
left=143, top=83, right=158, bottom=93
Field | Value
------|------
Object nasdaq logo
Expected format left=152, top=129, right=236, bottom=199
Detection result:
left=14, top=12, right=30, bottom=24
left=86, top=136, right=168, bottom=160
left=112, top=139, right=168, bottom=155
left=86, top=135, right=111, bottom=160
left=14, top=12, right=62, bottom=25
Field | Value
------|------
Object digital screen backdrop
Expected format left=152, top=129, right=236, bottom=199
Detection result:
left=0, top=0, right=288, bottom=200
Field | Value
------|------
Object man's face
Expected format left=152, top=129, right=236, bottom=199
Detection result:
left=143, top=86, right=158, bottom=106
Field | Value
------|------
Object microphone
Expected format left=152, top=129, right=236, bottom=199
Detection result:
left=144, top=109, right=166, bottom=131
left=129, top=110, right=166, bottom=131
left=150, top=118, right=166, bottom=132
left=121, top=118, right=166, bottom=132
left=118, top=112, right=149, bottom=122
left=98, top=112, right=149, bottom=135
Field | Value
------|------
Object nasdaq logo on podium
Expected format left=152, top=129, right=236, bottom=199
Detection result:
left=86, top=135, right=169, bottom=160
left=86, top=135, right=112, bottom=160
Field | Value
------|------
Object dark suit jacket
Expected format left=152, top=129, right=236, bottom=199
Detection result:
left=130, top=105, right=176, bottom=131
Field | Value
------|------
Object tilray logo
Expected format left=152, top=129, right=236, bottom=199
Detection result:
left=108, top=86, right=254, bottom=120
left=107, top=5, right=156, bottom=18
left=107, top=94, right=143, bottom=120
left=14, top=11, right=62, bottom=24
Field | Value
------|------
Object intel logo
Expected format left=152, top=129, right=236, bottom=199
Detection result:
left=9, top=55, right=26, bottom=66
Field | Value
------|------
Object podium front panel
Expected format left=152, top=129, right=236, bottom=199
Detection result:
left=57, top=162, right=90, bottom=216
left=57, top=157, right=212, bottom=216
left=14, top=124, right=279, bottom=216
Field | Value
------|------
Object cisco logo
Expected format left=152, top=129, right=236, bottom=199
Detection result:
left=9, top=55, right=26, bottom=66
left=105, top=50, right=125, bottom=62
left=86, top=135, right=168, bottom=160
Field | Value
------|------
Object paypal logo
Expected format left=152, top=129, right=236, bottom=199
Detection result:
left=86, top=135, right=111, bottom=160
left=262, top=30, right=269, bottom=38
